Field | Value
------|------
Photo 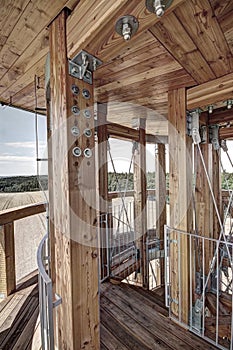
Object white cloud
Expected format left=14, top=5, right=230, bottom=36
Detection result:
left=3, top=141, right=46, bottom=149
left=0, top=155, right=34, bottom=162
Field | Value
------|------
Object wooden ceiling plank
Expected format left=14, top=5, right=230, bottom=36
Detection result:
left=67, top=0, right=185, bottom=61
left=0, top=0, right=30, bottom=50
left=187, top=72, right=233, bottom=110
left=95, top=41, right=164, bottom=84
left=67, top=0, right=129, bottom=59
left=0, top=30, right=49, bottom=96
left=96, top=52, right=178, bottom=87
left=219, top=126, right=233, bottom=140
left=207, top=108, right=233, bottom=125
left=209, top=0, right=233, bottom=19
left=175, top=0, right=233, bottom=77
left=96, top=69, right=195, bottom=105
left=95, top=31, right=157, bottom=75
left=149, top=12, right=215, bottom=84
left=0, top=55, right=46, bottom=103
left=96, top=60, right=181, bottom=96
left=0, top=0, right=73, bottom=81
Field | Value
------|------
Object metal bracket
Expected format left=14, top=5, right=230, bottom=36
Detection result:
left=188, top=109, right=201, bottom=144
left=68, top=50, right=102, bottom=85
left=53, top=293, right=62, bottom=308
left=200, top=125, right=207, bottom=144
left=209, top=125, right=220, bottom=150
left=221, top=139, right=228, bottom=152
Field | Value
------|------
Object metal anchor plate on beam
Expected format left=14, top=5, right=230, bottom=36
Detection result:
left=69, top=50, right=102, bottom=84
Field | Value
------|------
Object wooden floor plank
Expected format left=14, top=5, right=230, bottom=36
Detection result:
left=0, top=278, right=219, bottom=350
left=0, top=297, right=38, bottom=349
left=101, top=307, right=151, bottom=350
left=100, top=325, right=128, bottom=350
left=12, top=306, right=39, bottom=350
left=101, top=286, right=191, bottom=350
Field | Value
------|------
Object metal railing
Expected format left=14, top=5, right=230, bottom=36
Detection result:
left=165, top=225, right=233, bottom=350
left=37, top=234, right=61, bottom=350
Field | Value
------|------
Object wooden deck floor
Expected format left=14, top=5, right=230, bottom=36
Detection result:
left=0, top=277, right=219, bottom=350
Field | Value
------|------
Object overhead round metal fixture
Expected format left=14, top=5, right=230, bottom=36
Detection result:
left=115, top=15, right=139, bottom=41
left=146, top=0, right=173, bottom=17
left=208, top=105, right=214, bottom=114
left=226, top=99, right=233, bottom=110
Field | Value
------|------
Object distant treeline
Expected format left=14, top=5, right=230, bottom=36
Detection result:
left=0, top=176, right=48, bottom=193
left=0, top=172, right=232, bottom=193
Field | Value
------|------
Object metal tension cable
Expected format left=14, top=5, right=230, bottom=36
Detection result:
left=189, top=110, right=233, bottom=301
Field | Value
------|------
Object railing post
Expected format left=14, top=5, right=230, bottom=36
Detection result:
left=0, top=222, right=16, bottom=299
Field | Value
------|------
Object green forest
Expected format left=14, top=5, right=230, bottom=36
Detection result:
left=0, top=172, right=233, bottom=193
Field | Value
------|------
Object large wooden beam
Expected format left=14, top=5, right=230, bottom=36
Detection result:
left=187, top=72, right=233, bottom=110
left=0, top=223, right=15, bottom=298
left=168, top=88, right=192, bottom=324
left=133, top=118, right=148, bottom=288
left=220, top=126, right=233, bottom=139
left=107, top=122, right=139, bottom=141
left=49, top=10, right=99, bottom=349
left=67, top=0, right=185, bottom=61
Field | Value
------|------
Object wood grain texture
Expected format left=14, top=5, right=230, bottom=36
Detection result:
left=155, top=143, right=166, bottom=286
left=175, top=0, right=233, bottom=77
left=150, top=12, right=215, bottom=84
left=50, top=10, right=99, bottom=349
left=187, top=72, right=233, bottom=109
left=0, top=223, right=16, bottom=298
left=67, top=0, right=186, bottom=62
left=168, top=88, right=192, bottom=324
left=133, top=118, right=148, bottom=288
left=0, top=202, right=46, bottom=225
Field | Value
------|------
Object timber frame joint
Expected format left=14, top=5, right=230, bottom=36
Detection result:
left=69, top=50, right=102, bottom=84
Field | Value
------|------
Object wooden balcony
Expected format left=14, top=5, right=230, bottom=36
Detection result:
left=0, top=275, right=218, bottom=350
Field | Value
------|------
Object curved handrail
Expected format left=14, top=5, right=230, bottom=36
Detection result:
left=37, top=233, right=50, bottom=284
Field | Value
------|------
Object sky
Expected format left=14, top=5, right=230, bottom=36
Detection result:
left=1, top=104, right=233, bottom=176
left=0, top=105, right=47, bottom=176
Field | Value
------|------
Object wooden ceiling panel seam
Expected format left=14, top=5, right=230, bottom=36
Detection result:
left=0, top=29, right=49, bottom=97
left=187, top=72, right=233, bottom=110
left=174, top=0, right=233, bottom=77
left=209, top=0, right=233, bottom=20
left=0, top=0, right=31, bottom=50
left=66, top=0, right=186, bottom=61
left=0, top=54, right=47, bottom=103
left=149, top=11, right=216, bottom=84
left=0, top=0, right=78, bottom=83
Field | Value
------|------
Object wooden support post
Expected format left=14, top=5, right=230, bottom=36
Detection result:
left=97, top=103, right=109, bottom=280
left=133, top=118, right=148, bottom=289
left=0, top=223, right=16, bottom=298
left=49, top=10, right=99, bottom=349
left=212, top=148, right=221, bottom=240
left=194, top=119, right=213, bottom=276
left=155, top=143, right=166, bottom=286
left=168, top=88, right=192, bottom=324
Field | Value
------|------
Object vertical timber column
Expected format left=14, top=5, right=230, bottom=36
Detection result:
left=50, top=10, right=99, bottom=350
left=134, top=118, right=148, bottom=288
left=97, top=103, right=108, bottom=280
left=0, top=223, right=15, bottom=299
left=155, top=143, right=166, bottom=286
left=212, top=143, right=221, bottom=241
left=168, top=88, right=192, bottom=324
left=194, top=117, right=213, bottom=275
